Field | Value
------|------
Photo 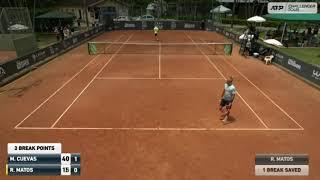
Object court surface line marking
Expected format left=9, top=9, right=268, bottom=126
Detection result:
left=14, top=127, right=303, bottom=131
left=159, top=41, right=161, bottom=79
left=184, top=32, right=269, bottom=129
left=14, top=34, right=125, bottom=129
left=50, top=33, right=134, bottom=128
left=220, top=55, right=304, bottom=130
left=95, top=77, right=225, bottom=80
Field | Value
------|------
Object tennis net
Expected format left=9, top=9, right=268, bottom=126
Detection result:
left=88, top=42, right=233, bottom=55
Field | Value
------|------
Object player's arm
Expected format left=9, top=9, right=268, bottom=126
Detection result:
left=230, top=89, right=236, bottom=102
left=220, top=88, right=225, bottom=100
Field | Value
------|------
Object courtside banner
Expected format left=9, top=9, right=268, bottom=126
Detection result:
left=0, top=26, right=104, bottom=86
left=268, top=2, right=318, bottom=14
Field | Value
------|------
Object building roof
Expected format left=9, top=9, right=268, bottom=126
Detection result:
left=55, top=0, right=129, bottom=7
left=36, top=10, right=75, bottom=19
left=54, top=0, right=105, bottom=7
left=217, top=0, right=268, bottom=3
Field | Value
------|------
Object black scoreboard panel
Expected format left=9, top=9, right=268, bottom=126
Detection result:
left=6, top=143, right=80, bottom=176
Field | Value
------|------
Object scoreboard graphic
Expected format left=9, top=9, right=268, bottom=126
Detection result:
left=6, top=143, right=80, bottom=176
left=255, top=154, right=309, bottom=176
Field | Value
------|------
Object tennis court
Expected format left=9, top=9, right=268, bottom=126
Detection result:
left=0, top=50, right=16, bottom=63
left=0, top=30, right=320, bottom=179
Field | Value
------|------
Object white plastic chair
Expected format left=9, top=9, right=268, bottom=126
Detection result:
left=264, top=55, right=274, bottom=65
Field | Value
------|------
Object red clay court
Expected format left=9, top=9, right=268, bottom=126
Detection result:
left=0, top=50, right=17, bottom=63
left=0, top=30, right=320, bottom=179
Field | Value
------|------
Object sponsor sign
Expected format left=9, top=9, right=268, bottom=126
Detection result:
left=275, top=52, right=284, bottom=63
left=170, top=22, right=176, bottom=29
left=142, top=21, right=147, bottom=29
left=288, top=58, right=302, bottom=71
left=73, top=37, right=78, bottom=44
left=31, top=50, right=47, bottom=63
left=157, top=22, right=164, bottom=29
left=268, top=2, right=318, bottom=14
left=0, top=67, right=6, bottom=77
left=312, top=70, right=320, bottom=80
left=16, top=58, right=30, bottom=70
left=184, top=23, right=195, bottom=29
left=49, top=46, right=55, bottom=55
left=124, top=23, right=136, bottom=28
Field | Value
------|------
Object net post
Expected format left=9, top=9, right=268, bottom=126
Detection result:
left=87, top=42, right=90, bottom=55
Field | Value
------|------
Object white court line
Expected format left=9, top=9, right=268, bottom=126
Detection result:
left=50, top=33, right=134, bottom=128
left=14, top=127, right=303, bottom=131
left=95, top=77, right=225, bottom=80
left=184, top=32, right=269, bottom=129
left=14, top=35, right=125, bottom=129
left=221, top=53, right=304, bottom=130
left=159, top=41, right=162, bottom=79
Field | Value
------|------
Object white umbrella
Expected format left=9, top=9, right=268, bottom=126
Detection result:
left=7, top=24, right=29, bottom=31
left=247, top=16, right=266, bottom=23
left=239, top=34, right=254, bottom=40
left=264, top=39, right=283, bottom=47
left=146, top=3, right=155, bottom=10
left=210, top=5, right=231, bottom=14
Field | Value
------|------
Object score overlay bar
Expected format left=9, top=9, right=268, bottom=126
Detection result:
left=255, top=154, right=309, bottom=176
left=8, top=143, right=61, bottom=154
left=7, top=143, right=81, bottom=176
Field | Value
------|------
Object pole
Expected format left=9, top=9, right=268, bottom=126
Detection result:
left=280, top=22, right=287, bottom=44
left=83, top=0, right=89, bottom=28
left=211, top=0, right=213, bottom=23
left=231, top=0, right=236, bottom=28
left=33, top=0, right=36, bottom=32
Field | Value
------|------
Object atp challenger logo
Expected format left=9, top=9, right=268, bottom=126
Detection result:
left=268, top=2, right=317, bottom=14
left=270, top=5, right=284, bottom=11
left=0, top=67, right=6, bottom=77
left=312, top=70, right=320, bottom=80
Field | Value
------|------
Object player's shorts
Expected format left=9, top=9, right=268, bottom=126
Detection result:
left=154, top=33, right=158, bottom=36
left=220, top=99, right=232, bottom=109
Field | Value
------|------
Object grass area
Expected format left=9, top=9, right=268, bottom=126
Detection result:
left=226, top=27, right=320, bottom=66
left=36, top=33, right=57, bottom=48
left=277, top=47, right=320, bottom=66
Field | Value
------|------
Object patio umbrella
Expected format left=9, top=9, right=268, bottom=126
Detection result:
left=210, top=5, right=231, bottom=14
left=247, top=16, right=266, bottom=23
left=7, top=24, right=29, bottom=31
left=264, top=39, right=283, bottom=47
